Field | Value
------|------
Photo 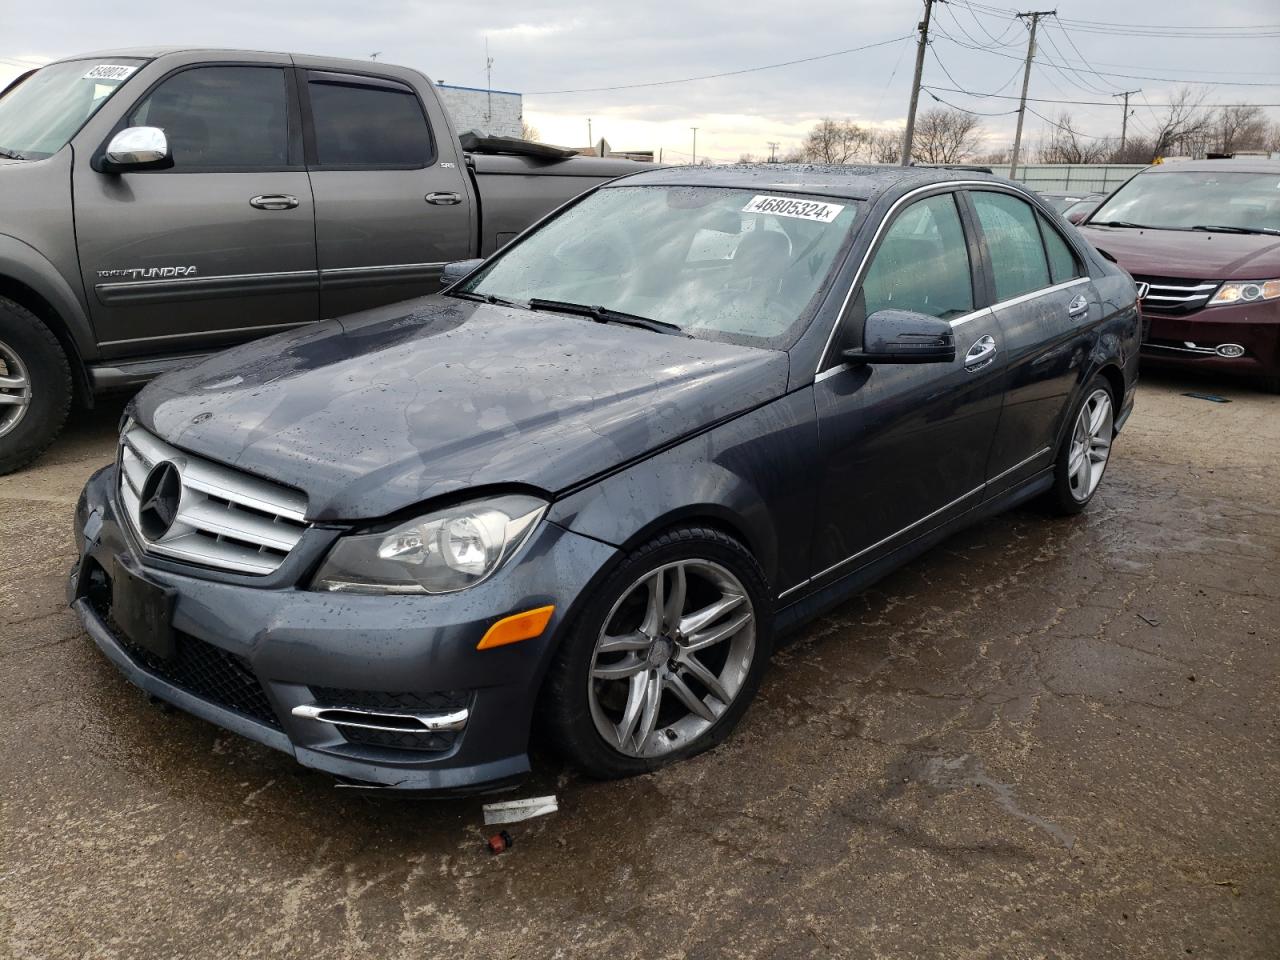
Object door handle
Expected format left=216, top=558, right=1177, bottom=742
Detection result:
left=250, top=194, right=299, bottom=210
left=964, top=335, right=997, bottom=371
left=1067, top=293, right=1089, bottom=319
left=425, top=192, right=462, bottom=205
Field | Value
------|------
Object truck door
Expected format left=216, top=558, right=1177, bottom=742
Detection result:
left=73, top=60, right=319, bottom=359
left=298, top=68, right=475, bottom=317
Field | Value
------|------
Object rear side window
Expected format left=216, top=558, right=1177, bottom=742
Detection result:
left=1038, top=213, right=1082, bottom=284
left=308, top=79, right=432, bottom=167
left=971, top=191, right=1051, bottom=301
left=860, top=193, right=974, bottom=320
left=129, top=66, right=289, bottom=170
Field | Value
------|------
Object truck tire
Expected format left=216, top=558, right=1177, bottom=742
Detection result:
left=0, top=295, right=73, bottom=475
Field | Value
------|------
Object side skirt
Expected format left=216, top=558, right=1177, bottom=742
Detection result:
left=775, top=470, right=1054, bottom=637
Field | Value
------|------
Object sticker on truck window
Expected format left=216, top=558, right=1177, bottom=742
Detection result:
left=83, top=64, right=137, bottom=82
left=742, top=195, right=845, bottom=223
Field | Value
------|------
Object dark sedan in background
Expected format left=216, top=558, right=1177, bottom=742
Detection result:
left=69, top=164, right=1140, bottom=792
left=1082, top=158, right=1280, bottom=392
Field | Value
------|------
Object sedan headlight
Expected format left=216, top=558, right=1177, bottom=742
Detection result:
left=312, top=494, right=547, bottom=595
left=1208, top=279, right=1280, bottom=306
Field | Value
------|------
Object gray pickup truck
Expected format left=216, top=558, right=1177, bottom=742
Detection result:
left=0, top=48, right=640, bottom=472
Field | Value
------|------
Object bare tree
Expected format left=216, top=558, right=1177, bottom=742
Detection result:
left=868, top=126, right=905, bottom=164
left=519, top=120, right=541, bottom=142
left=1146, top=88, right=1212, bottom=160
left=737, top=152, right=758, bottom=164
left=1213, top=104, right=1270, bottom=154
left=910, top=108, right=983, bottom=164
left=1038, top=112, right=1113, bottom=164
left=797, top=118, right=870, bottom=164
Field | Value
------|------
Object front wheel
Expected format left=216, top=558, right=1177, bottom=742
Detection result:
left=1043, top=374, right=1116, bottom=515
left=0, top=295, right=73, bottom=475
left=540, top=527, right=772, bottom=779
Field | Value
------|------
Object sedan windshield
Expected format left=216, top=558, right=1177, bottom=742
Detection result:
left=1090, top=170, right=1280, bottom=233
left=0, top=58, right=143, bottom=160
left=460, top=185, right=862, bottom=348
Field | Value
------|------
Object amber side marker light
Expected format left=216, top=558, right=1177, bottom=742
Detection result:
left=477, top=605, right=555, bottom=650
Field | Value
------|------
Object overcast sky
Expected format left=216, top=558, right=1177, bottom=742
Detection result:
left=5, top=0, right=1279, bottom=161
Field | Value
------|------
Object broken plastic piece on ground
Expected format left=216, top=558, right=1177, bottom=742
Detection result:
left=1182, top=392, right=1230, bottom=403
left=487, top=830, right=513, bottom=854
left=482, top=794, right=559, bottom=825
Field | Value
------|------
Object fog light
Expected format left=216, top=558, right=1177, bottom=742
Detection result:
left=1216, top=343, right=1246, bottom=358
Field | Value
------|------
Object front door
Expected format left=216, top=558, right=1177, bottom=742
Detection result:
left=811, top=189, right=1005, bottom=581
left=298, top=68, right=475, bottom=317
left=74, top=61, right=318, bottom=359
left=965, top=189, right=1101, bottom=496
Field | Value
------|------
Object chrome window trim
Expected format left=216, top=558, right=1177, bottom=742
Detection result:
left=815, top=180, right=1095, bottom=377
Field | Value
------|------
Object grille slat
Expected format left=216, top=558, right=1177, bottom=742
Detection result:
left=1134, top=275, right=1219, bottom=315
left=118, top=423, right=309, bottom=576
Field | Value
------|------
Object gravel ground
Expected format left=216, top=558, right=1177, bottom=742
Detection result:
left=1, top=372, right=1277, bottom=960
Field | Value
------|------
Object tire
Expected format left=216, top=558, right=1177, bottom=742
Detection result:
left=540, top=526, right=773, bottom=780
left=1043, top=373, right=1116, bottom=516
left=0, top=295, right=73, bottom=475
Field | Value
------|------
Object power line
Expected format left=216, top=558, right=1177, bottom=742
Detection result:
left=920, top=85, right=1280, bottom=108
left=524, top=34, right=912, bottom=95
left=954, top=0, right=1024, bottom=47
left=925, top=89, right=1019, bottom=116
left=964, top=2, right=1280, bottom=36
left=1026, top=105, right=1109, bottom=139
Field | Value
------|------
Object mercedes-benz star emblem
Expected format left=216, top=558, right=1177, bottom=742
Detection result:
left=138, top=461, right=182, bottom=540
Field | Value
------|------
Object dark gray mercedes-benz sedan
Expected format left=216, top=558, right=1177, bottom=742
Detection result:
left=70, top=164, right=1140, bottom=792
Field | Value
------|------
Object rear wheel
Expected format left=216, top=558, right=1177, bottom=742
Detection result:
left=1043, top=374, right=1115, bottom=515
left=541, top=527, right=772, bottom=779
left=0, top=295, right=73, bottom=475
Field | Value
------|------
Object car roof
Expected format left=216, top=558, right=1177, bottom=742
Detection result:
left=606, top=163, right=1009, bottom=202
left=1144, top=158, right=1280, bottom=175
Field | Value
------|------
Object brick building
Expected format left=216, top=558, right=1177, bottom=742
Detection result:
left=434, top=83, right=523, bottom=138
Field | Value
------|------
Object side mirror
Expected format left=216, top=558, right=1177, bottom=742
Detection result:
left=101, top=127, right=172, bottom=172
left=440, top=258, right=485, bottom=290
left=842, top=308, right=956, bottom=364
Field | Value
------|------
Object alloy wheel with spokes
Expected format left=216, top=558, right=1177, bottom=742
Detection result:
left=588, top=559, right=756, bottom=759
left=1067, top=387, right=1113, bottom=502
left=0, top=338, right=32, bottom=440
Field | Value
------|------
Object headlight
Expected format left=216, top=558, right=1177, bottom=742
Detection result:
left=1208, top=279, right=1280, bottom=306
left=312, top=494, right=547, bottom=595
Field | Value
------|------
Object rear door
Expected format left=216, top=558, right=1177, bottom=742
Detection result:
left=809, top=188, right=1006, bottom=582
left=299, top=68, right=474, bottom=317
left=73, top=58, right=318, bottom=359
left=964, top=189, right=1099, bottom=496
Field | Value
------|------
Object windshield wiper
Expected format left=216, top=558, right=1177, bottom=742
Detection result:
left=1191, top=224, right=1280, bottom=236
left=446, top=289, right=523, bottom=308
left=527, top=298, right=683, bottom=335
left=0, top=147, right=29, bottom=160
left=1091, top=220, right=1150, bottom=229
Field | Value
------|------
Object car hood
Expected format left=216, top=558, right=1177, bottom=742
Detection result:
left=133, top=296, right=789, bottom=521
left=1080, top=225, right=1280, bottom=279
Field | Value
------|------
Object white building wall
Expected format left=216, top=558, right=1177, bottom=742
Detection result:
left=435, top=84, right=523, bottom=138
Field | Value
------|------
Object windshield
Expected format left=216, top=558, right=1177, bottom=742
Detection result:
left=1090, top=170, right=1280, bottom=233
left=460, top=185, right=862, bottom=348
left=0, top=58, right=144, bottom=160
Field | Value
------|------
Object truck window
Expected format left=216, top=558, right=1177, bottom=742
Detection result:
left=0, top=58, right=143, bottom=160
left=307, top=79, right=433, bottom=168
left=128, top=66, right=290, bottom=170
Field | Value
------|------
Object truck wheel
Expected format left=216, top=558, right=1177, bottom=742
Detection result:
left=540, top=526, right=772, bottom=780
left=0, top=295, right=73, bottom=475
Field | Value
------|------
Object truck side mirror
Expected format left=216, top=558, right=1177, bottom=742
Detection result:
left=841, top=308, right=956, bottom=364
left=440, top=258, right=485, bottom=290
left=100, top=127, right=173, bottom=172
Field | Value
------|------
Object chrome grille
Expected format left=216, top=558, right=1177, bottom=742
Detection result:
left=118, top=422, right=309, bottom=575
left=1133, top=274, right=1219, bottom=315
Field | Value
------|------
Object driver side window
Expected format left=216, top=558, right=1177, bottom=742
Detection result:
left=861, top=193, right=974, bottom=321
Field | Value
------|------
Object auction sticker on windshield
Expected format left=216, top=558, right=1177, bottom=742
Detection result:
left=83, top=64, right=137, bottom=81
left=743, top=195, right=845, bottom=223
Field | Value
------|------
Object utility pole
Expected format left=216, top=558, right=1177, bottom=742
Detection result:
left=1008, top=10, right=1055, bottom=180
left=691, top=127, right=699, bottom=165
left=484, top=38, right=494, bottom=123
left=900, top=0, right=937, bottom=166
left=1112, top=89, right=1140, bottom=159
left=369, top=52, right=381, bottom=60
left=587, top=118, right=592, bottom=151
left=767, top=141, right=779, bottom=163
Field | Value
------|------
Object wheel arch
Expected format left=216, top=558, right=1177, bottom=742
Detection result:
left=0, top=239, right=97, bottom=405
